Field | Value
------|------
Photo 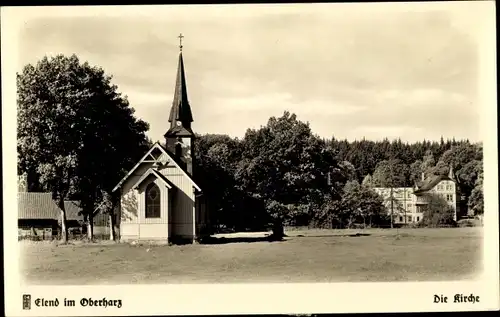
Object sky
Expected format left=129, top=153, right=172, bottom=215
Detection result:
left=6, top=2, right=495, bottom=143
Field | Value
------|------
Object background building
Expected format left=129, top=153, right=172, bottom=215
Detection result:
left=372, top=187, right=418, bottom=225
left=373, top=167, right=463, bottom=225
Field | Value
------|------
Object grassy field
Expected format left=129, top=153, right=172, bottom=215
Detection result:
left=20, top=227, right=483, bottom=284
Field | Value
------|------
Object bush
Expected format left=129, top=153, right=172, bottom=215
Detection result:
left=420, top=193, right=457, bottom=228
left=457, top=219, right=481, bottom=227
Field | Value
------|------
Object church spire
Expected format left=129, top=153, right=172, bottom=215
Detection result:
left=166, top=33, right=194, bottom=136
left=165, top=34, right=196, bottom=176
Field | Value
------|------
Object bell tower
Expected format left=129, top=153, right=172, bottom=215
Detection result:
left=164, top=33, right=195, bottom=175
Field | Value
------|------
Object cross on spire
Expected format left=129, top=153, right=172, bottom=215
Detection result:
left=178, top=33, right=184, bottom=52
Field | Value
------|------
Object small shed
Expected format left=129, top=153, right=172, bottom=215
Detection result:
left=18, top=192, right=61, bottom=239
left=64, top=201, right=110, bottom=236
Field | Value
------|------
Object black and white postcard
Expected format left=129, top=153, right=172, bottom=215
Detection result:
left=2, top=2, right=498, bottom=316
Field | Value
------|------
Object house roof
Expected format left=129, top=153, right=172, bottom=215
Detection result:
left=18, top=192, right=60, bottom=220
left=112, top=142, right=202, bottom=193
left=18, top=194, right=95, bottom=223
left=414, top=174, right=453, bottom=194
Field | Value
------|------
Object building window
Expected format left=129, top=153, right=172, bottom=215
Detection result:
left=407, top=203, right=412, bottom=208
left=446, top=185, right=452, bottom=191
left=417, top=216, right=420, bottom=222
left=437, top=185, right=443, bottom=190
left=399, top=216, right=403, bottom=222
left=446, top=194, right=453, bottom=202
left=145, top=182, right=161, bottom=218
left=408, top=216, right=412, bottom=222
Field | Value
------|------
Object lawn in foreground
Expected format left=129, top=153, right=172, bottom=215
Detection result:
left=20, top=227, right=483, bottom=284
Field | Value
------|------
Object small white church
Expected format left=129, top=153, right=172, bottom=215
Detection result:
left=112, top=37, right=209, bottom=244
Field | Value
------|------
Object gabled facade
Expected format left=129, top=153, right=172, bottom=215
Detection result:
left=413, top=167, right=463, bottom=221
left=112, top=41, right=209, bottom=244
left=373, top=166, right=464, bottom=224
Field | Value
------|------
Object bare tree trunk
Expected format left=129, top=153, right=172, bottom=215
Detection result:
left=112, top=193, right=121, bottom=241
left=390, top=187, right=394, bottom=229
left=57, top=198, right=68, bottom=243
left=109, top=213, right=115, bottom=241
left=87, top=215, right=94, bottom=241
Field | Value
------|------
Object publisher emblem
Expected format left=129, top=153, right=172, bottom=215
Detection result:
left=23, top=294, right=31, bottom=310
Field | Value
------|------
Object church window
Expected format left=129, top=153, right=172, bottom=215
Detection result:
left=145, top=182, right=161, bottom=218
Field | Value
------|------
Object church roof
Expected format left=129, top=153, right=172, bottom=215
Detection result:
left=166, top=52, right=194, bottom=136
left=112, top=142, right=201, bottom=193
left=164, top=125, right=195, bottom=137
left=132, top=168, right=174, bottom=190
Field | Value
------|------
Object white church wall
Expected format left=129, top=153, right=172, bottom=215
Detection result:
left=121, top=223, right=139, bottom=240
left=158, top=164, right=195, bottom=240
left=119, top=162, right=156, bottom=241
left=138, top=224, right=169, bottom=239
left=121, top=188, right=139, bottom=224
left=117, top=152, right=197, bottom=242
left=137, top=177, right=169, bottom=239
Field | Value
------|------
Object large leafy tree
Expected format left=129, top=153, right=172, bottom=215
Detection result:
left=236, top=111, right=341, bottom=238
left=421, top=150, right=436, bottom=177
left=193, top=134, right=252, bottom=232
left=468, top=168, right=484, bottom=216
left=438, top=143, right=482, bottom=173
left=371, top=159, right=409, bottom=188
left=314, top=180, right=386, bottom=229
left=409, top=159, right=423, bottom=185
left=17, top=54, right=150, bottom=241
left=340, top=180, right=386, bottom=228
left=371, top=159, right=409, bottom=227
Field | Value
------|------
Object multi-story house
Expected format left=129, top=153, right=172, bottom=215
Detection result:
left=413, top=166, right=463, bottom=221
left=373, top=166, right=463, bottom=225
left=372, top=187, right=418, bottom=225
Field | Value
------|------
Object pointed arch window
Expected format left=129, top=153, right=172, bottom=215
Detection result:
left=145, top=182, right=161, bottom=218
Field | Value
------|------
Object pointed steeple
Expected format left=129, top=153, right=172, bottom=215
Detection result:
left=164, top=34, right=196, bottom=176
left=165, top=34, right=194, bottom=138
